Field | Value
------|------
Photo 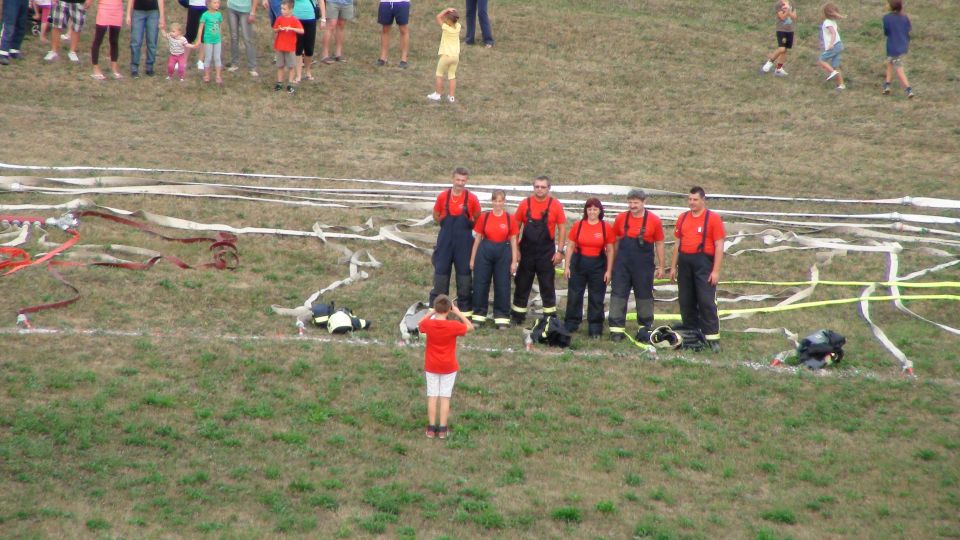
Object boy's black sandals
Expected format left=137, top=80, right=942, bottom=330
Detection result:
left=426, top=425, right=437, bottom=439
left=437, top=426, right=448, bottom=440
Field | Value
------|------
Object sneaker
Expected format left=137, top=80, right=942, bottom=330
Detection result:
left=906, top=87, right=914, bottom=99
left=179, top=77, right=185, bottom=82
left=44, top=51, right=58, bottom=61
left=67, top=51, right=79, bottom=62
left=376, top=58, right=386, bottom=66
left=9, top=50, right=21, bottom=59
left=226, top=64, right=239, bottom=72
left=761, top=60, right=774, bottom=73
left=426, top=92, right=441, bottom=101
left=287, top=84, right=295, bottom=94
left=249, top=70, right=259, bottom=77
left=484, top=43, right=493, bottom=48
left=197, top=60, right=204, bottom=70
left=398, top=60, right=408, bottom=69
left=774, top=67, right=788, bottom=77
left=437, top=426, right=448, bottom=440
left=708, top=341, right=722, bottom=353
left=274, top=82, right=283, bottom=91
left=836, top=84, right=846, bottom=91
left=165, top=75, right=171, bottom=80
left=145, top=68, right=155, bottom=76
left=826, top=70, right=840, bottom=81
left=131, top=70, right=140, bottom=78
left=425, top=425, right=437, bottom=439
left=447, top=95, right=455, bottom=103
left=882, top=82, right=891, bottom=95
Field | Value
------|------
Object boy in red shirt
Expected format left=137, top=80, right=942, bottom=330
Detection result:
left=272, top=0, right=302, bottom=94
left=417, top=294, right=474, bottom=440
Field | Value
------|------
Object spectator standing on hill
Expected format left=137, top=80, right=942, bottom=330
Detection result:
left=510, top=176, right=567, bottom=326
left=319, top=0, right=351, bottom=63
left=607, top=189, right=666, bottom=342
left=430, top=167, right=482, bottom=316
left=292, top=0, right=324, bottom=82
left=563, top=198, right=615, bottom=338
left=195, top=0, right=225, bottom=83
left=44, top=0, right=89, bottom=63
left=669, top=187, right=725, bottom=352
left=126, top=0, right=165, bottom=77
left=90, top=0, right=125, bottom=80
left=418, top=295, right=474, bottom=440
left=185, top=0, right=208, bottom=69
left=376, top=0, right=410, bottom=67
left=427, top=7, right=460, bottom=103
left=816, top=3, right=845, bottom=92
left=225, top=0, right=259, bottom=77
left=469, top=190, right=519, bottom=330
left=463, top=0, right=492, bottom=47
left=161, top=22, right=197, bottom=80
left=760, top=0, right=796, bottom=77
left=0, top=0, right=30, bottom=64
left=882, top=0, right=913, bottom=98
left=272, top=0, right=302, bottom=93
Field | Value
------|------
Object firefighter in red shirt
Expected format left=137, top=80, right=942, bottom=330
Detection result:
left=430, top=167, right=482, bottom=315
left=510, top=175, right=567, bottom=326
left=563, top=198, right=615, bottom=337
left=669, top=186, right=726, bottom=352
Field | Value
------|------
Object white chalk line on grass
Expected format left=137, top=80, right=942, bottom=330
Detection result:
left=4, top=325, right=949, bottom=386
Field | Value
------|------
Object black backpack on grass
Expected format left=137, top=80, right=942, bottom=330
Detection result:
left=670, top=324, right=706, bottom=351
left=796, top=329, right=846, bottom=370
left=530, top=315, right=572, bottom=348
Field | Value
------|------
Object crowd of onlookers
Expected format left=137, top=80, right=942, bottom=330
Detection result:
left=0, top=0, right=495, bottom=96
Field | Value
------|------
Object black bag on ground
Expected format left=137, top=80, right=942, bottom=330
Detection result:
left=670, top=324, right=706, bottom=351
left=531, top=315, right=572, bottom=348
left=796, top=329, right=845, bottom=370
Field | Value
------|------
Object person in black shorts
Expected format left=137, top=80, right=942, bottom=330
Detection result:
left=760, top=0, right=796, bottom=76
left=377, top=0, right=409, bottom=67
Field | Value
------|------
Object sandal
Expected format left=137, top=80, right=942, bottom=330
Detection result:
left=334, top=56, right=346, bottom=63
left=303, top=73, right=315, bottom=81
left=320, top=56, right=334, bottom=64
left=90, top=73, right=106, bottom=80
left=437, top=426, right=448, bottom=440
left=425, top=425, right=437, bottom=439
left=111, top=72, right=123, bottom=79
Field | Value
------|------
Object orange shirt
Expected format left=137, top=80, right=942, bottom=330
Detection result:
left=473, top=211, right=519, bottom=243
left=433, top=189, right=482, bottom=221
left=273, top=16, right=302, bottom=53
left=513, top=196, right=567, bottom=240
left=418, top=316, right=468, bottom=374
left=674, top=210, right=725, bottom=256
left=568, top=219, right=615, bottom=257
left=612, top=210, right=665, bottom=243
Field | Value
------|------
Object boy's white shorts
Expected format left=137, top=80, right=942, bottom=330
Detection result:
left=425, top=371, right=457, bottom=398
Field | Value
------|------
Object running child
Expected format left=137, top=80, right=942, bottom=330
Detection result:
left=882, top=0, right=913, bottom=98
left=417, top=294, right=474, bottom=440
left=427, top=7, right=461, bottom=103
left=817, top=3, right=845, bottom=91
left=272, top=0, right=303, bottom=94
left=761, top=0, right=797, bottom=77
left=195, top=0, right=224, bottom=83
left=161, top=22, right=197, bottom=80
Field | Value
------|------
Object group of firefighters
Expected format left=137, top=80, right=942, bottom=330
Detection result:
left=428, top=169, right=726, bottom=351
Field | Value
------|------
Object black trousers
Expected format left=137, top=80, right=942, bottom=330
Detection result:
left=512, top=246, right=557, bottom=321
left=608, top=240, right=655, bottom=331
left=564, top=253, right=607, bottom=336
left=472, top=240, right=511, bottom=323
left=676, top=252, right=720, bottom=339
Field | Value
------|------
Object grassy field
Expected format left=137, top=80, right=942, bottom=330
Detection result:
left=2, top=0, right=959, bottom=537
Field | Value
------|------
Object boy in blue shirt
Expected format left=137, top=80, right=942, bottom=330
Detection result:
left=882, top=0, right=913, bottom=98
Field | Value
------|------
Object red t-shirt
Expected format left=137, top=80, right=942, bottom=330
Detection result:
left=273, top=16, right=303, bottom=53
left=674, top=210, right=725, bottom=256
left=613, top=211, right=665, bottom=243
left=418, top=316, right=468, bottom=374
left=433, top=189, right=482, bottom=221
left=513, top=196, right=567, bottom=240
left=568, top=219, right=615, bottom=257
left=473, top=211, right=519, bottom=243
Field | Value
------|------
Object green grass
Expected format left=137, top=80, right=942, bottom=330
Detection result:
left=1, top=0, right=959, bottom=537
